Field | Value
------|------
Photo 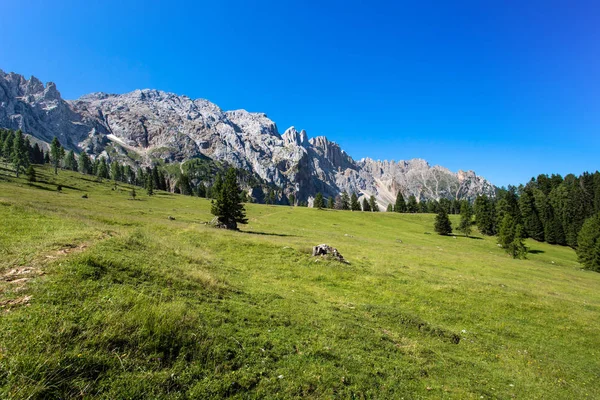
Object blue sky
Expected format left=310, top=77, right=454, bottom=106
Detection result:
left=2, top=0, right=599, bottom=187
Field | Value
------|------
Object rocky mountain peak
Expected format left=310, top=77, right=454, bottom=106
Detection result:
left=0, top=69, right=496, bottom=207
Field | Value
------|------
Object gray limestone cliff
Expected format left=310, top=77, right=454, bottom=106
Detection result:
left=0, top=69, right=495, bottom=208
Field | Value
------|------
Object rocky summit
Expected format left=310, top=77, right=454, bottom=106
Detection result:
left=0, top=69, right=495, bottom=207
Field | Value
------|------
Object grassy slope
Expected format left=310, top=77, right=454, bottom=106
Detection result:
left=0, top=165, right=599, bottom=399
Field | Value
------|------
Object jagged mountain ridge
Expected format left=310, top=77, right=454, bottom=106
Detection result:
left=0, top=69, right=495, bottom=207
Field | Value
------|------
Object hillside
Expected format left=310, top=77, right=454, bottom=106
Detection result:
left=1, top=165, right=599, bottom=399
left=0, top=69, right=495, bottom=207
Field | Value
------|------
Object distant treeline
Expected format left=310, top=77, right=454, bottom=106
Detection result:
left=473, top=173, right=600, bottom=249
left=0, top=129, right=281, bottom=203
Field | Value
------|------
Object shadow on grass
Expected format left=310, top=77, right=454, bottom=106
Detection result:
left=450, top=234, right=484, bottom=240
left=28, top=183, right=58, bottom=192
left=242, top=230, right=297, bottom=237
left=529, top=249, right=545, bottom=254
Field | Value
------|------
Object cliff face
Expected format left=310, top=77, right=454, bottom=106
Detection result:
left=0, top=69, right=495, bottom=207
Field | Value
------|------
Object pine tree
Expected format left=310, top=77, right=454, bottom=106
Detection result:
left=341, top=191, right=350, bottom=210
left=146, top=174, right=154, bottom=196
left=314, top=192, right=325, bottom=209
left=497, top=214, right=516, bottom=249
left=178, top=174, right=192, bottom=195
left=362, top=198, right=371, bottom=212
left=576, top=213, right=600, bottom=272
left=507, top=224, right=528, bottom=259
left=458, top=201, right=473, bottom=237
left=407, top=195, right=418, bottom=213
left=50, top=137, right=65, bottom=175
left=520, top=187, right=544, bottom=241
left=97, top=157, right=109, bottom=179
left=1, top=131, right=14, bottom=161
left=211, top=167, right=248, bottom=230
left=386, top=204, right=393, bottom=212
left=394, top=191, right=406, bottom=213
left=328, top=196, right=335, bottom=209
left=32, top=143, right=44, bottom=164
left=11, top=130, right=29, bottom=177
left=288, top=193, right=295, bottom=206
left=26, top=165, right=36, bottom=182
left=434, top=209, right=452, bottom=235
left=350, top=192, right=361, bottom=211
left=369, top=195, right=379, bottom=212
left=474, top=195, right=495, bottom=235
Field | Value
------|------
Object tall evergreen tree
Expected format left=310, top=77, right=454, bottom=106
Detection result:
left=497, top=214, right=516, bottom=250
left=288, top=193, right=295, bottom=206
left=314, top=192, right=325, bottom=209
left=97, top=157, right=109, bottom=179
left=434, top=209, right=452, bottom=235
left=11, top=130, right=29, bottom=177
left=577, top=213, right=600, bottom=272
left=394, top=191, right=406, bottom=213
left=146, top=174, right=154, bottom=196
left=369, top=195, right=379, bottom=212
left=407, top=195, right=419, bottom=213
left=362, top=198, right=371, bottom=212
left=1, top=131, right=14, bottom=160
left=49, top=137, right=65, bottom=175
left=64, top=150, right=78, bottom=171
left=341, top=191, right=350, bottom=210
left=507, top=224, right=528, bottom=259
left=327, top=196, right=335, bottom=209
left=520, top=187, right=544, bottom=241
left=474, top=195, right=496, bottom=235
left=26, top=165, right=36, bottom=182
left=458, top=201, right=473, bottom=237
left=210, top=167, right=248, bottom=230
left=350, top=192, right=361, bottom=211
left=386, top=204, right=393, bottom=212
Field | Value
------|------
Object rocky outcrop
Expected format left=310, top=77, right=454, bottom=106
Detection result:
left=0, top=69, right=496, bottom=208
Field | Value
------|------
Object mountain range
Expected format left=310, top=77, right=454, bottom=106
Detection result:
left=0, top=69, right=495, bottom=207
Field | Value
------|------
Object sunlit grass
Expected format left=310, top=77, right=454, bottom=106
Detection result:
left=0, top=164, right=598, bottom=399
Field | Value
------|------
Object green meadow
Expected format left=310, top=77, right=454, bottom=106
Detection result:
left=1, top=164, right=599, bottom=399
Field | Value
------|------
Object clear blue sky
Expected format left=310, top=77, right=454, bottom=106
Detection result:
left=2, top=0, right=599, bottom=187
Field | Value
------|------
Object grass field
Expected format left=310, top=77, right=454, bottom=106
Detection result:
left=1, top=164, right=599, bottom=399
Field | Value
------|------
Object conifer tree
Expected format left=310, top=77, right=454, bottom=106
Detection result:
left=288, top=193, right=295, bottom=206
left=369, top=195, right=379, bottom=212
left=212, top=174, right=223, bottom=199
left=341, top=191, right=350, bottom=210
left=11, top=130, right=29, bottom=177
left=32, top=143, right=44, bottom=164
left=314, top=192, right=325, bottom=209
left=474, top=195, right=496, bottom=235
left=26, top=165, right=36, bottom=182
left=458, top=201, right=473, bottom=237
left=395, top=191, right=406, bottom=213
left=2, top=131, right=14, bottom=161
left=97, top=157, right=109, bottom=179
left=576, top=213, right=600, bottom=272
left=407, top=195, right=418, bottom=213
left=350, top=192, right=361, bottom=211
left=497, top=214, right=516, bottom=249
left=44, top=152, right=50, bottom=164
left=211, top=167, right=248, bottom=230
left=131, top=187, right=137, bottom=200
left=49, top=137, right=65, bottom=175
left=328, top=196, right=335, bottom=209
left=362, top=198, right=371, bottom=212
left=386, top=204, right=393, bottom=212
left=64, top=150, right=78, bottom=171
left=434, top=209, right=452, bottom=235
left=520, top=187, right=544, bottom=241
left=507, top=224, right=528, bottom=259
left=146, top=174, right=154, bottom=196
